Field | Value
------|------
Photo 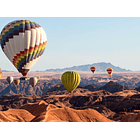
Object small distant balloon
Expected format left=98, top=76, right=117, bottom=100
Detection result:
left=29, top=77, right=38, bottom=87
left=90, top=66, right=96, bottom=73
left=61, top=71, right=81, bottom=94
left=13, top=79, right=20, bottom=85
left=6, top=76, right=13, bottom=84
left=107, top=68, right=113, bottom=77
left=37, top=76, right=40, bottom=79
left=0, top=68, right=2, bottom=77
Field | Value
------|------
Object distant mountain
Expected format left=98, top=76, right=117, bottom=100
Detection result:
left=2, top=70, right=14, bottom=72
left=45, top=62, right=131, bottom=72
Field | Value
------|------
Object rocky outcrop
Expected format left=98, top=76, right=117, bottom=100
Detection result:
left=99, top=81, right=130, bottom=93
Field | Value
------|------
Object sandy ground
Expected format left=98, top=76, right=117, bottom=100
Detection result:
left=1, top=71, right=140, bottom=82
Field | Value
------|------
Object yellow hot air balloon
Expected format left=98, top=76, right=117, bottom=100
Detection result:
left=37, top=76, right=40, bottom=79
left=0, top=68, right=2, bottom=77
left=107, top=68, right=113, bottom=77
left=13, top=79, right=20, bottom=85
left=61, top=71, right=80, bottom=94
left=90, top=66, right=96, bottom=73
left=29, top=77, right=38, bottom=87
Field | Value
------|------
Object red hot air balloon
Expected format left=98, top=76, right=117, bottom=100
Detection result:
left=90, top=66, right=96, bottom=73
left=107, top=68, right=113, bottom=77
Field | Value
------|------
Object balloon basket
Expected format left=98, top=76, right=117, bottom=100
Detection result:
left=20, top=77, right=27, bottom=80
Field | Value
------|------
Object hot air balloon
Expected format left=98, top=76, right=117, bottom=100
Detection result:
left=0, top=68, right=2, bottom=77
left=6, top=76, right=13, bottom=84
left=37, top=76, right=40, bottom=79
left=0, top=20, right=47, bottom=80
left=61, top=71, right=81, bottom=94
left=29, top=77, right=38, bottom=87
left=107, top=68, right=113, bottom=77
left=90, top=66, right=96, bottom=73
left=13, top=79, right=20, bottom=85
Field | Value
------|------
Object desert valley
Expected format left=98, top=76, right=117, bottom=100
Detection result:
left=0, top=71, right=140, bottom=122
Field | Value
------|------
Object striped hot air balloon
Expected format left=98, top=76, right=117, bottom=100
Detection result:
left=107, top=68, right=113, bottom=77
left=61, top=71, right=81, bottom=94
left=0, top=20, right=47, bottom=78
left=90, top=66, right=96, bottom=73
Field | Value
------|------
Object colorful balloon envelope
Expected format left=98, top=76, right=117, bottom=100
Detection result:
left=29, top=77, right=38, bottom=87
left=0, top=20, right=47, bottom=77
left=13, top=79, right=20, bottom=85
left=61, top=71, right=81, bottom=94
left=107, top=68, right=113, bottom=77
left=90, top=66, right=96, bottom=73
left=0, top=68, right=2, bottom=77
left=6, top=76, right=13, bottom=84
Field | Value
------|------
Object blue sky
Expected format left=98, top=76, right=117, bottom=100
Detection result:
left=0, top=17, right=140, bottom=71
